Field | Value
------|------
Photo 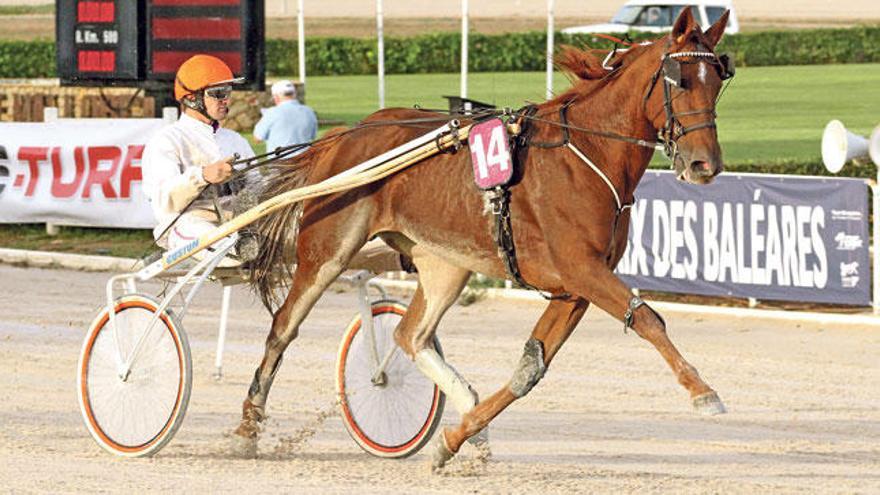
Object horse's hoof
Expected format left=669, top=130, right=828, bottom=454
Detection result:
left=692, top=391, right=727, bottom=416
left=430, top=434, right=455, bottom=473
left=229, top=432, right=258, bottom=458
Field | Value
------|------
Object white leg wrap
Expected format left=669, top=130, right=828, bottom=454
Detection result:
left=415, top=348, right=478, bottom=415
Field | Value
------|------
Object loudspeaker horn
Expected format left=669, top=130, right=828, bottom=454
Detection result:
left=822, top=119, right=870, bottom=173
left=870, top=124, right=880, bottom=167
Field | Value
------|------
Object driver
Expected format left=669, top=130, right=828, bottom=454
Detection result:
left=142, top=54, right=412, bottom=274
left=142, top=54, right=257, bottom=265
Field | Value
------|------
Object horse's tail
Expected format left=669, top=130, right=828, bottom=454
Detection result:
left=248, top=140, right=333, bottom=311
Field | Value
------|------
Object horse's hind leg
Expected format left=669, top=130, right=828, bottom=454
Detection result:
left=232, top=227, right=365, bottom=454
left=388, top=250, right=484, bottom=452
left=435, top=297, right=589, bottom=469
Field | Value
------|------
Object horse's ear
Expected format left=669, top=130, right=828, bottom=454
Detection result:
left=555, top=45, right=608, bottom=80
left=671, top=7, right=697, bottom=42
left=703, top=10, right=730, bottom=48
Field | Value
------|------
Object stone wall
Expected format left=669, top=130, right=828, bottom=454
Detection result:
left=0, top=80, right=275, bottom=132
left=224, top=90, right=275, bottom=132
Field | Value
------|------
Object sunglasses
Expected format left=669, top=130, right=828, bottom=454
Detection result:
left=204, top=86, right=233, bottom=100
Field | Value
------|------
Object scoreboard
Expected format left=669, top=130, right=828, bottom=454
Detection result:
left=56, top=0, right=140, bottom=81
left=56, top=0, right=264, bottom=90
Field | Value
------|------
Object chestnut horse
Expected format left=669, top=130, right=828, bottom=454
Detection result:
left=237, top=9, right=731, bottom=468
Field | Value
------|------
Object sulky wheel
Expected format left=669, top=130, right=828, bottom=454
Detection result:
left=336, top=299, right=445, bottom=458
left=77, top=294, right=192, bottom=457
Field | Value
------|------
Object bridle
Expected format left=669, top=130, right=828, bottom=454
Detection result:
left=644, top=45, right=735, bottom=169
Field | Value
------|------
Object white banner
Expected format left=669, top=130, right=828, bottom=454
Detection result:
left=0, top=119, right=167, bottom=229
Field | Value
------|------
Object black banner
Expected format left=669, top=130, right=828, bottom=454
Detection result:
left=616, top=171, right=870, bottom=306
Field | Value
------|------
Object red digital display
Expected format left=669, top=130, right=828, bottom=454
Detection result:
left=151, top=51, right=241, bottom=73
left=78, top=50, right=116, bottom=72
left=77, top=1, right=115, bottom=23
left=152, top=18, right=241, bottom=40
left=151, top=0, right=240, bottom=5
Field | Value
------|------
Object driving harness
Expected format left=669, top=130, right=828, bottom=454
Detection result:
left=476, top=44, right=734, bottom=327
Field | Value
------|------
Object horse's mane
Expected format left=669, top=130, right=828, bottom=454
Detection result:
left=546, top=42, right=655, bottom=107
left=554, top=45, right=610, bottom=82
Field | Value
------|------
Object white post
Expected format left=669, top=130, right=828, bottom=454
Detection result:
left=873, top=182, right=880, bottom=314
left=43, top=107, right=58, bottom=122
left=162, top=106, right=178, bottom=123
left=297, top=0, right=306, bottom=84
left=43, top=107, right=60, bottom=236
left=460, top=0, right=468, bottom=98
left=546, top=0, right=555, bottom=100
left=214, top=285, right=233, bottom=380
left=376, top=0, right=385, bottom=108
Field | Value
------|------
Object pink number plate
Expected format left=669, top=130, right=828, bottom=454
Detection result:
left=468, top=118, right=513, bottom=190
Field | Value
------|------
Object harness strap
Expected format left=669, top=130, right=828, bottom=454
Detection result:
left=210, top=185, right=225, bottom=223
left=566, top=142, right=623, bottom=211
left=679, top=120, right=717, bottom=136
left=488, top=186, right=570, bottom=301
left=523, top=109, right=660, bottom=150
left=526, top=102, right=573, bottom=149
left=675, top=108, right=716, bottom=118
left=565, top=141, right=635, bottom=264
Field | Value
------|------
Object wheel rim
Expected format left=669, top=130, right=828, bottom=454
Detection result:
left=338, top=304, right=442, bottom=454
left=80, top=300, right=185, bottom=452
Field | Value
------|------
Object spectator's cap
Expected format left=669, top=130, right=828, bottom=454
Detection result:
left=271, top=80, right=297, bottom=97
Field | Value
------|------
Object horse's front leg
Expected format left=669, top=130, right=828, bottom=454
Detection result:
left=573, top=258, right=725, bottom=414
left=435, top=297, right=589, bottom=469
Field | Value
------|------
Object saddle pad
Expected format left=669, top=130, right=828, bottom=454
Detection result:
left=469, top=118, right=513, bottom=190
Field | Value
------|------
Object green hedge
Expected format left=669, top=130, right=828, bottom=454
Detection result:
left=268, top=26, right=880, bottom=76
left=3, top=26, right=880, bottom=78
left=0, top=40, right=55, bottom=78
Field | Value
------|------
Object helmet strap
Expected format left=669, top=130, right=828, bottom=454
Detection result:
left=181, top=92, right=219, bottom=129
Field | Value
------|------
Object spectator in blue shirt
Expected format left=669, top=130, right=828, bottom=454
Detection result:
left=253, top=80, right=318, bottom=155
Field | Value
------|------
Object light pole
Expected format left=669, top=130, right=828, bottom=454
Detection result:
left=460, top=0, right=468, bottom=98
left=546, top=0, right=555, bottom=100
left=377, top=0, right=385, bottom=108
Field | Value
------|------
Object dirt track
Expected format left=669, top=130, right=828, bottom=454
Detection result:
left=1, top=264, right=879, bottom=493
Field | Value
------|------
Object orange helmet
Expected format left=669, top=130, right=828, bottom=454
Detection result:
left=174, top=55, right=243, bottom=101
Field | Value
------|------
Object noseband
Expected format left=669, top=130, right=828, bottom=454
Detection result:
left=645, top=48, right=735, bottom=168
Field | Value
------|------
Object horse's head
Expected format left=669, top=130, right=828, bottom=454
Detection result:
left=643, top=8, right=733, bottom=184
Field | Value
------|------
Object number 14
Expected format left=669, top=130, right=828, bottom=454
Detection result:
left=471, top=126, right=511, bottom=179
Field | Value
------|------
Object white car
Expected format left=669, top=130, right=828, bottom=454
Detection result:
left=562, top=0, right=740, bottom=35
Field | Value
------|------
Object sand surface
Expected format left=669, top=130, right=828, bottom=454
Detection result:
left=1, top=264, right=879, bottom=493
